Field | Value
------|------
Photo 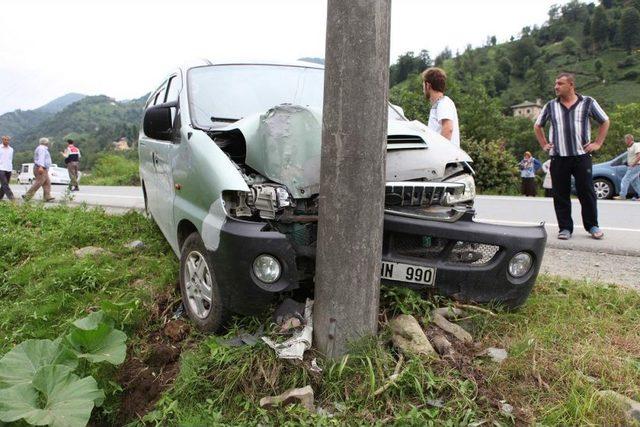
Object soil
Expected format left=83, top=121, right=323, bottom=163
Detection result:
left=113, top=289, right=191, bottom=425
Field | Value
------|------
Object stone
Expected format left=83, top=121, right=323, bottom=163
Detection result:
left=484, top=347, right=508, bottom=363
left=259, top=385, right=315, bottom=411
left=389, top=314, right=436, bottom=357
left=125, top=240, right=145, bottom=249
left=430, top=333, right=454, bottom=357
left=433, top=307, right=465, bottom=320
left=74, top=246, right=109, bottom=258
left=596, top=390, right=640, bottom=422
left=432, top=313, right=473, bottom=343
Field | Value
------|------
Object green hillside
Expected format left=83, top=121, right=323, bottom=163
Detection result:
left=389, top=0, right=640, bottom=173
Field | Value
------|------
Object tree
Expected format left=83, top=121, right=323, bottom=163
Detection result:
left=527, top=60, right=552, bottom=99
left=591, top=6, right=610, bottom=50
left=509, top=37, right=540, bottom=77
left=601, top=0, right=613, bottom=8
left=434, top=47, right=452, bottom=67
left=490, top=35, right=497, bottom=46
left=498, top=57, right=513, bottom=77
left=562, top=36, right=579, bottom=55
left=389, top=50, right=432, bottom=86
left=620, top=7, right=640, bottom=53
left=595, top=59, right=604, bottom=79
left=583, top=17, right=592, bottom=37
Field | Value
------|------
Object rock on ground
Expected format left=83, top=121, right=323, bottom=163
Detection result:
left=431, top=313, right=473, bottom=343
left=483, top=347, right=508, bottom=363
left=259, top=385, right=315, bottom=411
left=125, top=240, right=145, bottom=249
left=433, top=307, right=465, bottom=320
left=596, top=390, right=640, bottom=422
left=389, top=314, right=436, bottom=357
left=74, top=246, right=109, bottom=258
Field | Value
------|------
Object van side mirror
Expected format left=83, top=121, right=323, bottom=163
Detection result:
left=143, top=101, right=178, bottom=141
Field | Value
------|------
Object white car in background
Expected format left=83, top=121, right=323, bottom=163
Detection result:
left=17, top=163, right=79, bottom=185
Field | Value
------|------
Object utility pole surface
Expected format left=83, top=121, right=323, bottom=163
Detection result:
left=314, top=0, right=391, bottom=358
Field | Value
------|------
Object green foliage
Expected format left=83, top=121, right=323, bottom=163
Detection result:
left=461, top=140, right=519, bottom=193
left=510, top=37, right=540, bottom=77
left=561, top=36, right=579, bottom=55
left=597, top=103, right=640, bottom=160
left=620, top=7, right=640, bottom=52
left=0, top=310, right=125, bottom=427
left=591, top=6, right=611, bottom=49
left=83, top=153, right=140, bottom=186
left=389, top=50, right=432, bottom=87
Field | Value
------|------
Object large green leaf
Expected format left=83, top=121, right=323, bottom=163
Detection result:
left=66, top=325, right=127, bottom=365
left=0, top=365, right=104, bottom=427
left=0, top=338, right=77, bottom=389
left=72, top=311, right=112, bottom=330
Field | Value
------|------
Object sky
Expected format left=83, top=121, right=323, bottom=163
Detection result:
left=0, top=0, right=576, bottom=115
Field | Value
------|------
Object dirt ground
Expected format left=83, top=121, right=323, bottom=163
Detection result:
left=540, top=247, right=640, bottom=290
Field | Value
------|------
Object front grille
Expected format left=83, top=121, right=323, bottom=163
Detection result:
left=448, top=242, right=500, bottom=265
left=385, top=182, right=465, bottom=207
left=388, top=232, right=500, bottom=266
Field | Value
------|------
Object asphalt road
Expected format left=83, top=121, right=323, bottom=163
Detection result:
left=8, top=184, right=640, bottom=256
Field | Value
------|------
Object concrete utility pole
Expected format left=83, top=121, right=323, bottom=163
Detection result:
left=314, top=0, right=391, bottom=358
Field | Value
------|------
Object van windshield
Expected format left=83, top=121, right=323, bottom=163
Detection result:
left=188, top=64, right=324, bottom=128
left=187, top=64, right=404, bottom=128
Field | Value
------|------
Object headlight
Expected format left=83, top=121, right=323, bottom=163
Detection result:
left=253, top=254, right=282, bottom=284
left=444, top=173, right=475, bottom=205
left=508, top=252, right=533, bottom=278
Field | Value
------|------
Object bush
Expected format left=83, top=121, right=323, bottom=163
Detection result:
left=616, top=55, right=637, bottom=68
left=462, top=139, right=519, bottom=193
left=622, top=70, right=640, bottom=80
left=84, top=154, right=140, bottom=186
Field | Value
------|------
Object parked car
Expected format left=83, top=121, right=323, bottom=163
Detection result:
left=17, top=163, right=79, bottom=185
left=591, top=152, right=637, bottom=199
left=139, top=60, right=546, bottom=332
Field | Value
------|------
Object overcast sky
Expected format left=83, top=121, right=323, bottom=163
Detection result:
left=0, top=0, right=575, bottom=114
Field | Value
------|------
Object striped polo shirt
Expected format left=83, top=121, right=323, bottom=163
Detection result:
left=535, top=94, right=609, bottom=157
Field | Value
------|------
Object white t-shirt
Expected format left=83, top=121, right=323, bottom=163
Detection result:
left=0, top=145, right=13, bottom=172
left=428, top=95, right=460, bottom=147
left=627, top=142, right=640, bottom=166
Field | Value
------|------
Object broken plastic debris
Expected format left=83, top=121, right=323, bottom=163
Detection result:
left=273, top=298, right=306, bottom=324
left=262, top=299, right=313, bottom=360
left=220, top=325, right=265, bottom=347
left=172, top=303, right=185, bottom=319
left=309, top=358, right=322, bottom=374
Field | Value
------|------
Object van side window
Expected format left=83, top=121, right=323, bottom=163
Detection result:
left=165, top=75, right=182, bottom=103
left=154, top=85, right=167, bottom=106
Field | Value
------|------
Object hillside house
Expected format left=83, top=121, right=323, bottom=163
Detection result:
left=511, top=100, right=543, bottom=120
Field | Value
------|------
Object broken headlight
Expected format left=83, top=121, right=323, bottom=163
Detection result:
left=222, top=184, right=294, bottom=220
left=443, top=173, right=475, bottom=205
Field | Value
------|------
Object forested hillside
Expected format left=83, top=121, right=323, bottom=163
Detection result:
left=389, top=0, right=640, bottom=190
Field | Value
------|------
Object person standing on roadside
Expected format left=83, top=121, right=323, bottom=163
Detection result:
left=519, top=151, right=540, bottom=197
left=613, top=134, right=640, bottom=201
left=62, top=139, right=81, bottom=191
left=421, top=67, right=460, bottom=147
left=534, top=72, right=610, bottom=240
left=0, top=135, right=15, bottom=201
left=23, top=138, right=55, bottom=202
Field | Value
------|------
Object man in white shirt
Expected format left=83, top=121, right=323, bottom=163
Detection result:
left=421, top=67, right=460, bottom=147
left=613, top=134, right=640, bottom=200
left=23, top=137, right=55, bottom=202
left=0, top=135, right=15, bottom=201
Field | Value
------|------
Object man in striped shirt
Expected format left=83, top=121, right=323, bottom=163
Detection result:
left=534, top=73, right=610, bottom=240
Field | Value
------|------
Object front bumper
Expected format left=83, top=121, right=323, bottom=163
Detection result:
left=382, top=209, right=546, bottom=308
left=208, top=209, right=546, bottom=315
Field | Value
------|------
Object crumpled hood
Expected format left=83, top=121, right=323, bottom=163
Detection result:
left=215, top=104, right=472, bottom=198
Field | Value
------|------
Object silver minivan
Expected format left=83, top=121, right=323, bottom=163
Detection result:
left=139, top=60, right=546, bottom=332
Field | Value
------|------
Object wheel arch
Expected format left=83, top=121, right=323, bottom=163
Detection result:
left=177, top=219, right=198, bottom=250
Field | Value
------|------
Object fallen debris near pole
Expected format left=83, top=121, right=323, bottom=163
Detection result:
left=262, top=299, right=313, bottom=360
left=259, top=385, right=315, bottom=411
left=390, top=314, right=436, bottom=357
left=431, top=312, right=473, bottom=344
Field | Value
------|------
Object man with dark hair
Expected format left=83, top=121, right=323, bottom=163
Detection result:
left=62, top=139, right=81, bottom=191
left=0, top=135, right=15, bottom=201
left=534, top=72, right=610, bottom=240
left=421, top=67, right=460, bottom=147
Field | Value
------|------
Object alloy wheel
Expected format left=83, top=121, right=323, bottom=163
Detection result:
left=183, top=251, right=213, bottom=319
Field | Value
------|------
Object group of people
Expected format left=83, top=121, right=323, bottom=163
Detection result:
left=0, top=136, right=81, bottom=203
left=421, top=68, right=637, bottom=241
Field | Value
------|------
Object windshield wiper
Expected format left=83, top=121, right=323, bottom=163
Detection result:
left=210, top=116, right=239, bottom=123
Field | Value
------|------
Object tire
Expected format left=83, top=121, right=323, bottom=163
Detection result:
left=593, top=178, right=613, bottom=200
left=179, top=232, right=228, bottom=332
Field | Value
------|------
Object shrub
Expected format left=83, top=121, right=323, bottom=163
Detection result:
left=85, top=154, right=140, bottom=186
left=616, top=55, right=637, bottom=68
left=462, top=139, right=519, bottom=193
left=622, top=70, right=639, bottom=80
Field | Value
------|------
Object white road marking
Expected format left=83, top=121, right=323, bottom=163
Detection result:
left=477, top=218, right=640, bottom=233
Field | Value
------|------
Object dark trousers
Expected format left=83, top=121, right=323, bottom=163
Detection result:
left=0, top=170, right=13, bottom=200
left=550, top=155, right=598, bottom=233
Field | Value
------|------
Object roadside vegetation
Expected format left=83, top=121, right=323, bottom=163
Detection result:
left=0, top=204, right=638, bottom=425
left=81, top=152, right=140, bottom=186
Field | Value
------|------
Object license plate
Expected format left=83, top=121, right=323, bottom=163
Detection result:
left=380, top=261, right=436, bottom=286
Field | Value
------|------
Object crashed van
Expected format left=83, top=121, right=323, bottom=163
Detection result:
left=139, top=60, right=546, bottom=331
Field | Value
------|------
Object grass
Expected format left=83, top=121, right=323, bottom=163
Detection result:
left=81, top=153, right=140, bottom=186
left=1, top=203, right=638, bottom=426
